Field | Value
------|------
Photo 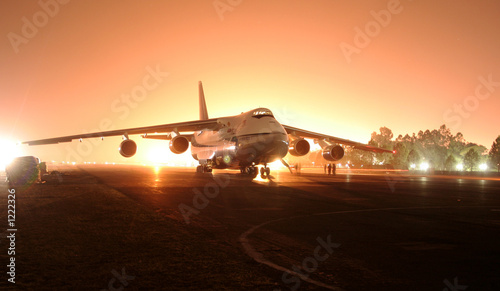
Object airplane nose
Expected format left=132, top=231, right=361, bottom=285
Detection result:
left=259, top=132, right=289, bottom=161
left=235, top=132, right=289, bottom=165
left=267, top=133, right=289, bottom=158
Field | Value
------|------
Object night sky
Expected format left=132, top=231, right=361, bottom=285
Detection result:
left=1, top=0, right=500, bottom=165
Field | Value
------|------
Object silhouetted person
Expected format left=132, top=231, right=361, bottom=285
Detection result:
left=327, top=163, right=332, bottom=175
left=324, top=164, right=327, bottom=174
left=332, top=163, right=336, bottom=175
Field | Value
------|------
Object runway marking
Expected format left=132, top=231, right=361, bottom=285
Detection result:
left=239, top=205, right=500, bottom=290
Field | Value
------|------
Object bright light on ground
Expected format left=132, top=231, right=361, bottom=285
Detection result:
left=146, top=144, right=197, bottom=166
left=410, top=164, right=416, bottom=169
left=147, top=146, right=171, bottom=164
left=479, top=163, right=487, bottom=171
left=420, top=162, right=429, bottom=171
left=456, top=164, right=464, bottom=171
left=268, top=160, right=286, bottom=171
left=0, top=138, right=24, bottom=171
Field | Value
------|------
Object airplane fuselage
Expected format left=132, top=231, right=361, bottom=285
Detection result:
left=191, top=108, right=289, bottom=169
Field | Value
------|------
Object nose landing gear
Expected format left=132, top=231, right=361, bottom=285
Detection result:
left=259, top=165, right=271, bottom=179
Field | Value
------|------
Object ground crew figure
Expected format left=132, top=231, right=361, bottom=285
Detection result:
left=332, top=163, right=336, bottom=176
left=324, top=164, right=327, bottom=174
left=327, top=163, right=332, bottom=175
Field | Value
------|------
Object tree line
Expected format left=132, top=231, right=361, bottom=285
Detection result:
left=295, top=125, right=500, bottom=172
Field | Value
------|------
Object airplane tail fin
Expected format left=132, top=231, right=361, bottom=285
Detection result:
left=198, top=81, right=209, bottom=120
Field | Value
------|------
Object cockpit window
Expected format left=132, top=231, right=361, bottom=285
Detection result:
left=252, top=109, right=274, bottom=118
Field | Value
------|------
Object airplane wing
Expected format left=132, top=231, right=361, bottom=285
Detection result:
left=22, top=119, right=219, bottom=145
left=282, top=125, right=394, bottom=154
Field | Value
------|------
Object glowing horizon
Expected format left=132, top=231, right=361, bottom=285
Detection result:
left=1, top=1, right=499, bottom=164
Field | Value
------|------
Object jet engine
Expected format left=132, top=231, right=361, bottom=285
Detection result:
left=169, top=135, right=190, bottom=154
left=119, top=139, right=137, bottom=158
left=322, top=145, right=344, bottom=161
left=288, top=138, right=310, bottom=156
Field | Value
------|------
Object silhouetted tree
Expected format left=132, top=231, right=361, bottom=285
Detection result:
left=369, top=127, right=394, bottom=164
left=489, top=135, right=500, bottom=172
left=407, top=149, right=421, bottom=168
left=444, top=154, right=456, bottom=171
left=391, top=141, right=410, bottom=169
left=447, top=132, right=467, bottom=165
left=344, top=148, right=374, bottom=167
left=464, top=148, right=480, bottom=171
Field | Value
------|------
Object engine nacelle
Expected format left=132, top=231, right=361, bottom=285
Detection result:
left=322, top=145, right=344, bottom=161
left=288, top=138, right=310, bottom=156
left=169, top=135, right=190, bottom=154
left=119, top=139, right=137, bottom=158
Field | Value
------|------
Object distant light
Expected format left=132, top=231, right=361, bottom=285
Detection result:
left=456, top=164, right=464, bottom=171
left=72, top=162, right=76, bottom=165
left=420, top=162, right=429, bottom=171
left=0, top=138, right=23, bottom=171
left=410, top=164, right=416, bottom=169
left=479, top=163, right=487, bottom=171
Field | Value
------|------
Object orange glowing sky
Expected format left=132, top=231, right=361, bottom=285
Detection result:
left=1, top=1, right=500, bottom=163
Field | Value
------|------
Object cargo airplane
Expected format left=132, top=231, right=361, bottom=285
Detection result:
left=23, top=82, right=393, bottom=177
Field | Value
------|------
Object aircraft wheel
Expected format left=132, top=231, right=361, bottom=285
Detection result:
left=252, top=168, right=258, bottom=178
left=265, top=167, right=270, bottom=176
left=260, top=167, right=265, bottom=176
left=196, top=165, right=203, bottom=173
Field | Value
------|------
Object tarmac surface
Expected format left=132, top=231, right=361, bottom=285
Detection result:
left=1, top=164, right=500, bottom=290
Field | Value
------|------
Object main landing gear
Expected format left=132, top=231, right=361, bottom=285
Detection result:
left=240, top=165, right=258, bottom=178
left=240, top=164, right=271, bottom=179
left=196, top=164, right=212, bottom=173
